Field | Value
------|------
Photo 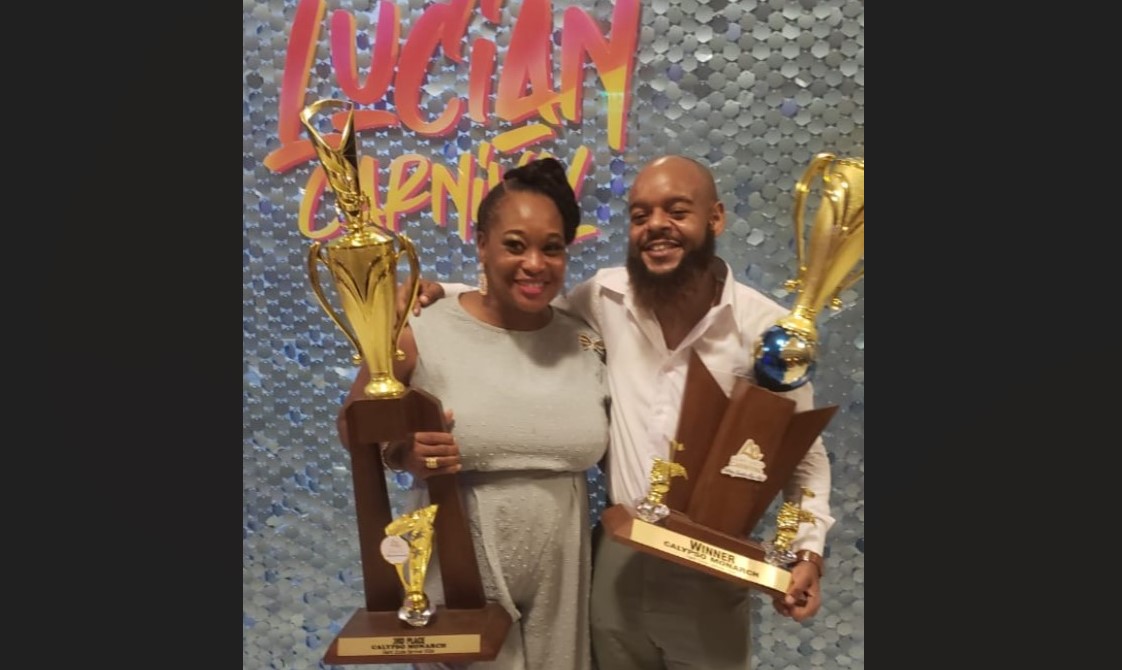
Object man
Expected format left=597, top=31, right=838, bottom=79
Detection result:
left=413, top=155, right=834, bottom=669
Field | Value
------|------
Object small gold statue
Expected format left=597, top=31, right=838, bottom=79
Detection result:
left=635, top=456, right=688, bottom=523
left=383, top=504, right=440, bottom=626
left=765, top=488, right=817, bottom=566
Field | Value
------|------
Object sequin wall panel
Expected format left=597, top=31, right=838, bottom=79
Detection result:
left=244, top=1, right=863, bottom=668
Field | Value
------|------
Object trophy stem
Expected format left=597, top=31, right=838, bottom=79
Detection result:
left=776, top=305, right=819, bottom=341
left=363, top=373, right=406, bottom=398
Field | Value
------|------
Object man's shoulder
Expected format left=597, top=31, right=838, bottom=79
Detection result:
left=585, top=266, right=628, bottom=293
left=588, top=265, right=627, bottom=281
left=730, top=279, right=789, bottom=321
left=563, top=266, right=627, bottom=301
left=551, top=305, right=597, bottom=333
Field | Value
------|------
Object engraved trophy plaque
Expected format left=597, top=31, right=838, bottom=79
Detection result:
left=298, top=99, right=511, bottom=664
left=603, top=153, right=863, bottom=599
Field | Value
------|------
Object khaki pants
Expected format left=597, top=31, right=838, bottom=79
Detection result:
left=589, top=524, right=752, bottom=670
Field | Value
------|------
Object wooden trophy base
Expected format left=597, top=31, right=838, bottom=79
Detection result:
left=602, top=504, right=791, bottom=599
left=329, top=386, right=514, bottom=665
left=323, top=602, right=512, bottom=665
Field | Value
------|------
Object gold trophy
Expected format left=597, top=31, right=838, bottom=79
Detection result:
left=381, top=505, right=439, bottom=627
left=603, top=153, right=863, bottom=599
left=301, top=98, right=421, bottom=398
left=764, top=488, right=817, bottom=566
left=307, top=98, right=513, bottom=664
left=753, top=153, right=864, bottom=391
left=634, top=456, right=688, bottom=523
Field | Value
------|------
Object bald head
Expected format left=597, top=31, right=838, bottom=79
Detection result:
left=631, top=155, right=720, bottom=207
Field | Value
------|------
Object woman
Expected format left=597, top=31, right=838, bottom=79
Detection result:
left=350, top=157, right=609, bottom=669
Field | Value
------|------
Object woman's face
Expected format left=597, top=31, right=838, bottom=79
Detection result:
left=477, top=190, right=568, bottom=317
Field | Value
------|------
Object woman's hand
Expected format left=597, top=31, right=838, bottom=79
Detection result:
left=385, top=409, right=462, bottom=480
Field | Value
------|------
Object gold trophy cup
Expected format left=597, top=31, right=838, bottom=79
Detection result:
left=301, top=98, right=422, bottom=398
left=382, top=504, right=440, bottom=627
left=753, top=153, right=864, bottom=391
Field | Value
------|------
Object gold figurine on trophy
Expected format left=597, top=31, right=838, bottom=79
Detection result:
left=635, top=456, right=689, bottom=523
left=382, top=504, right=440, bottom=627
left=764, top=488, right=817, bottom=566
left=301, top=98, right=422, bottom=398
left=754, top=153, right=864, bottom=392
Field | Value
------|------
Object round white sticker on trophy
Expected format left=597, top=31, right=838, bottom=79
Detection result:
left=380, top=536, right=409, bottom=564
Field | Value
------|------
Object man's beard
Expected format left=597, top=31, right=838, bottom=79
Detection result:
left=626, top=226, right=716, bottom=312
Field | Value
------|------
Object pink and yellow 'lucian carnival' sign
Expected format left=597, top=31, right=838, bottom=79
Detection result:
left=263, top=0, right=641, bottom=243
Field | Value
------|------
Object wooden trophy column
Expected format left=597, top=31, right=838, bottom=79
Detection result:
left=323, top=388, right=511, bottom=665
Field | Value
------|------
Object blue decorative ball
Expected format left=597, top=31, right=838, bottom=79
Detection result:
left=753, top=325, right=817, bottom=392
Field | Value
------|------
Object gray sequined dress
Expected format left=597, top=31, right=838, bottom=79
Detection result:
left=407, top=295, right=609, bottom=670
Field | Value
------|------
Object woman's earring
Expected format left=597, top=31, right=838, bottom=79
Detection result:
left=478, top=261, right=488, bottom=296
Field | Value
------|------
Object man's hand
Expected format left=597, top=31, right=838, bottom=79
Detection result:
left=396, top=279, right=446, bottom=318
left=772, top=560, right=822, bottom=622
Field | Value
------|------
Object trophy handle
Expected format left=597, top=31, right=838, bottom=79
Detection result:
left=307, top=242, right=364, bottom=365
left=827, top=267, right=864, bottom=309
left=790, top=153, right=836, bottom=289
left=392, top=232, right=422, bottom=360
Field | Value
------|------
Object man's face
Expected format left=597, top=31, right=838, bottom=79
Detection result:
left=625, top=158, right=724, bottom=303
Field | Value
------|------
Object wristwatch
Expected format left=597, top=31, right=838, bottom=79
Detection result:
left=794, top=550, right=824, bottom=577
